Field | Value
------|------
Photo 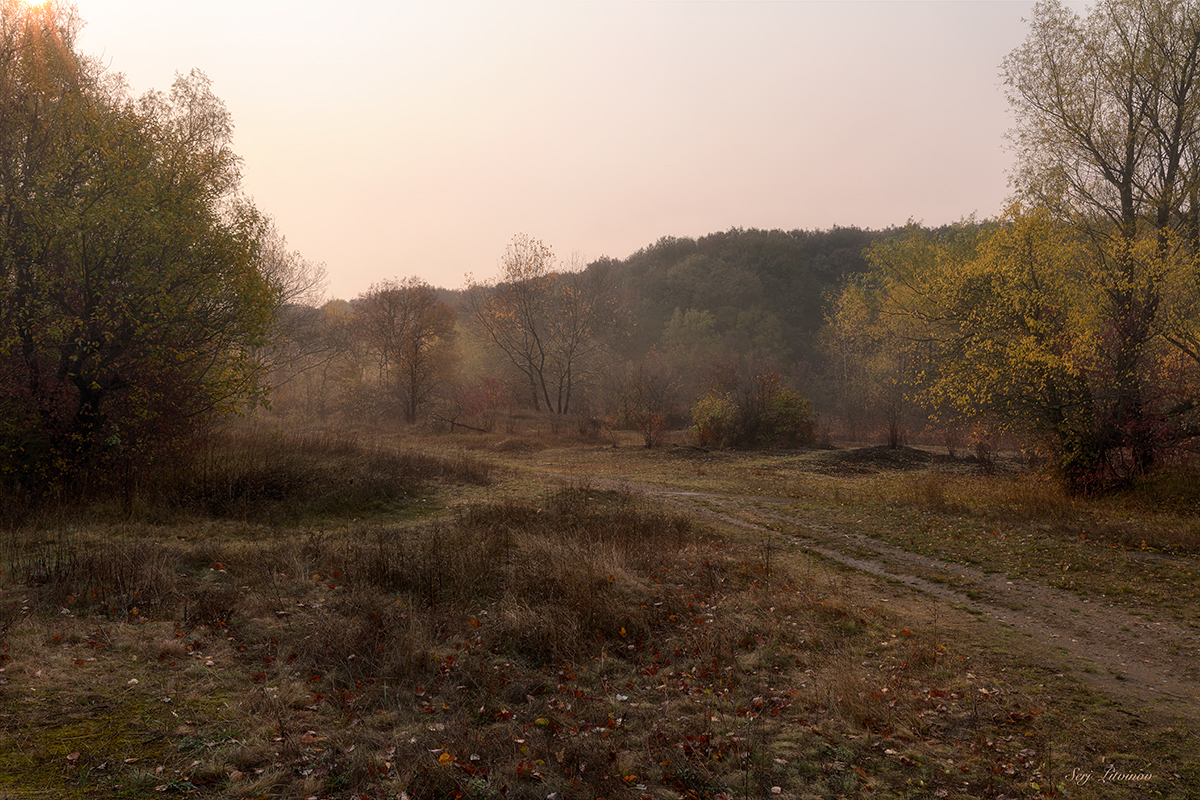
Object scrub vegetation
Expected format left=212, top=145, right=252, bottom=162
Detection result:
left=0, top=424, right=1195, bottom=799
left=3, top=1, right=1200, bottom=797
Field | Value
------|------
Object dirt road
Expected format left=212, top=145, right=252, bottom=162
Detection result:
left=664, top=487, right=1200, bottom=724
left=534, top=455, right=1200, bottom=727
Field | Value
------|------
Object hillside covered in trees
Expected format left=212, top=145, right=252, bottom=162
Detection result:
left=595, top=226, right=883, bottom=365
left=9, top=0, right=1200, bottom=502
left=270, top=0, right=1200, bottom=498
left=264, top=225, right=901, bottom=448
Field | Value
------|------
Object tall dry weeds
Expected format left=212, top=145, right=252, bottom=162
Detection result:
left=0, top=479, right=1096, bottom=799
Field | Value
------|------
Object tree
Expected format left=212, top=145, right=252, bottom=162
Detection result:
left=1001, top=0, right=1200, bottom=479
left=859, top=205, right=1200, bottom=490
left=257, top=217, right=328, bottom=307
left=691, top=368, right=816, bottom=449
left=618, top=350, right=681, bottom=448
left=267, top=300, right=358, bottom=421
left=820, top=265, right=930, bottom=446
left=598, top=226, right=882, bottom=364
left=859, top=215, right=1089, bottom=453
left=357, top=277, right=456, bottom=424
left=0, top=3, right=281, bottom=493
left=847, top=0, right=1200, bottom=491
left=465, top=235, right=612, bottom=415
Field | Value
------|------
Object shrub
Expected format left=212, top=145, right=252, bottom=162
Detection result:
left=691, top=392, right=739, bottom=447
left=691, top=370, right=816, bottom=448
left=761, top=387, right=817, bottom=446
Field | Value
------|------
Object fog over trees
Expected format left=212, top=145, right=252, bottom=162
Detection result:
left=269, top=0, right=1200, bottom=495
left=6, top=0, right=1200, bottom=499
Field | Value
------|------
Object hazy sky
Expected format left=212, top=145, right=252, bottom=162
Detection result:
left=73, top=1, right=1072, bottom=300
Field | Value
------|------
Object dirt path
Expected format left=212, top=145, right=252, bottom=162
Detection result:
left=541, top=468, right=1200, bottom=725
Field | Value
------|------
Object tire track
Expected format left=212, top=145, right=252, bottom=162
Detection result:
left=558, top=473, right=1200, bottom=724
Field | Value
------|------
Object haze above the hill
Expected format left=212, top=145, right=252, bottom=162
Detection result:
left=76, top=1, right=1073, bottom=298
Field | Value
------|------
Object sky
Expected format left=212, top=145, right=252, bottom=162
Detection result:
left=71, top=0, right=1077, bottom=300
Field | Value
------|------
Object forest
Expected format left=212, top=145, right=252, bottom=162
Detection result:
left=2, top=3, right=1198, bottom=799
left=266, top=0, right=1200, bottom=497
left=5, top=0, right=1200, bottom=505
left=263, top=225, right=887, bottom=450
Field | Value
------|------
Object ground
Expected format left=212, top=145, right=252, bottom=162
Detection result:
left=0, top=430, right=1195, bottom=799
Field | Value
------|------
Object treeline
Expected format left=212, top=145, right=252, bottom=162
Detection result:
left=600, top=226, right=880, bottom=365
left=10, top=0, right=1200, bottom=503
left=264, top=226, right=894, bottom=447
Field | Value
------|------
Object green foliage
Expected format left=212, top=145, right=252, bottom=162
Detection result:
left=599, top=227, right=884, bottom=366
left=691, top=370, right=816, bottom=448
left=761, top=386, right=817, bottom=446
left=661, top=307, right=721, bottom=379
left=0, top=3, right=281, bottom=496
left=691, top=392, right=739, bottom=448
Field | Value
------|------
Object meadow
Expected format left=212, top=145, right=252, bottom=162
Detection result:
left=0, top=421, right=1195, bottom=799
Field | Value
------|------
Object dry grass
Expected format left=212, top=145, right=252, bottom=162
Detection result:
left=0, top=494, right=1067, bottom=800
left=0, top=430, right=1194, bottom=798
left=3, top=425, right=492, bottom=528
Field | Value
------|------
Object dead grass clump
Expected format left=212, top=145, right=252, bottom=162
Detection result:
left=154, top=426, right=491, bottom=523
left=897, top=466, right=1200, bottom=556
left=542, top=485, right=694, bottom=563
left=999, top=476, right=1073, bottom=520
left=1125, top=460, right=1200, bottom=514
left=1082, top=517, right=1200, bottom=554
left=497, top=541, right=652, bottom=662
left=901, top=471, right=1075, bottom=522
left=285, top=588, right=436, bottom=686
left=328, top=521, right=514, bottom=604
left=22, top=538, right=183, bottom=619
left=904, top=472, right=962, bottom=514
left=964, top=473, right=1075, bottom=522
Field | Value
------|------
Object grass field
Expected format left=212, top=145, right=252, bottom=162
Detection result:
left=0, top=422, right=1195, bottom=799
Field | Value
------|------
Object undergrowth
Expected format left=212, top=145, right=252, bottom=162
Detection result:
left=1, top=430, right=1192, bottom=798
left=2, top=425, right=492, bottom=527
left=0, top=484, right=1083, bottom=799
left=897, top=468, right=1200, bottom=555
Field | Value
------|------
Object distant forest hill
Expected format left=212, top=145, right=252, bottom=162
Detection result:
left=585, top=225, right=891, bottom=370
left=293, top=225, right=912, bottom=434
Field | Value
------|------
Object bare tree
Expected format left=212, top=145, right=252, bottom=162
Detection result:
left=618, top=350, right=681, bottom=448
left=268, top=301, right=359, bottom=420
left=465, top=235, right=612, bottom=414
left=357, top=278, right=456, bottom=424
